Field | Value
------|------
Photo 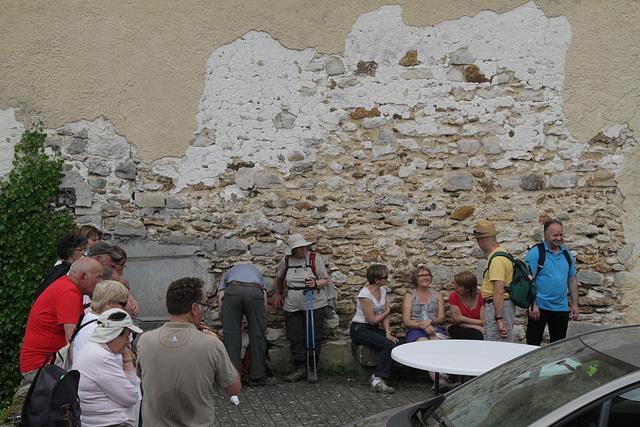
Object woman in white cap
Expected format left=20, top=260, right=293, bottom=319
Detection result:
left=273, top=234, right=330, bottom=383
left=73, top=308, right=142, bottom=427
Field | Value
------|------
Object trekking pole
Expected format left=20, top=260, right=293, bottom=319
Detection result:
left=305, top=288, right=310, bottom=381
left=308, top=288, right=317, bottom=383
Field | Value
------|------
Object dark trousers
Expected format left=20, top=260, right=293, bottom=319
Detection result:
left=526, top=308, right=570, bottom=346
left=350, top=322, right=397, bottom=379
left=448, top=325, right=484, bottom=340
left=221, top=285, right=267, bottom=380
left=284, top=307, right=325, bottom=367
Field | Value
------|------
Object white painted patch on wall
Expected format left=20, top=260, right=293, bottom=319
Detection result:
left=151, top=2, right=573, bottom=192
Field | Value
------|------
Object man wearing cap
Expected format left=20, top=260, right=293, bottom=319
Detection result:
left=524, top=219, right=579, bottom=345
left=474, top=221, right=516, bottom=342
left=19, top=257, right=103, bottom=381
left=273, top=234, right=330, bottom=383
left=218, top=263, right=275, bottom=386
left=87, top=241, right=122, bottom=269
left=136, top=277, right=240, bottom=426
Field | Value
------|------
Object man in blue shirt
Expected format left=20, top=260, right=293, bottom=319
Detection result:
left=218, top=264, right=276, bottom=386
left=524, top=220, right=579, bottom=345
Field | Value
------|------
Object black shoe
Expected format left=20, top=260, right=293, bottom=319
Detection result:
left=248, top=375, right=277, bottom=387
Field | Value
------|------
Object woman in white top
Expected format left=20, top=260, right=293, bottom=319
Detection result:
left=349, top=264, right=399, bottom=394
left=73, top=308, right=142, bottom=427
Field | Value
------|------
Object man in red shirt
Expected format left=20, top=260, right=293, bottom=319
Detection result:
left=20, top=257, right=103, bottom=375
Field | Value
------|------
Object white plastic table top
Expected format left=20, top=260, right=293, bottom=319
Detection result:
left=391, top=339, right=538, bottom=376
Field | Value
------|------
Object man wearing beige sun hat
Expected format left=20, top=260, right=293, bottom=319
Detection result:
left=473, top=220, right=516, bottom=342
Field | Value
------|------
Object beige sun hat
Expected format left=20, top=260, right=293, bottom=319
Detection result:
left=473, top=220, right=499, bottom=239
left=90, top=308, right=142, bottom=343
left=286, top=233, right=313, bottom=255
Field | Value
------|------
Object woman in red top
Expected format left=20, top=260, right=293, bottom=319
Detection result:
left=447, top=271, right=485, bottom=340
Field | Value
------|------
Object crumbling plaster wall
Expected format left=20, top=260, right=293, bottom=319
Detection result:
left=1, top=2, right=640, bottom=335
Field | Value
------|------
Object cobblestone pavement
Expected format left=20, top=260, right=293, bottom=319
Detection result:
left=213, top=377, right=432, bottom=427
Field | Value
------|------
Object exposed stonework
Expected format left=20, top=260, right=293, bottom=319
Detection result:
left=0, top=4, right=637, bottom=345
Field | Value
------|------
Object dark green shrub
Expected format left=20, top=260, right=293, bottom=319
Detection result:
left=0, top=123, right=75, bottom=405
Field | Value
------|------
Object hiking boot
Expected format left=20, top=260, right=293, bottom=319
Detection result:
left=307, top=368, right=318, bottom=384
left=370, top=375, right=395, bottom=394
left=284, top=367, right=306, bottom=382
left=248, top=375, right=278, bottom=387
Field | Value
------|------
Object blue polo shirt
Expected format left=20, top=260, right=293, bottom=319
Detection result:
left=524, top=242, right=576, bottom=311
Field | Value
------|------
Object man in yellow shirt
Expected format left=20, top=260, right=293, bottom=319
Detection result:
left=474, top=221, right=515, bottom=342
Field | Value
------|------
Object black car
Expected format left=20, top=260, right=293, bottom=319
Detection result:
left=349, top=325, right=640, bottom=426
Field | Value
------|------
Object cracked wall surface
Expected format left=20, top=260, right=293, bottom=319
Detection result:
left=1, top=2, right=640, bottom=335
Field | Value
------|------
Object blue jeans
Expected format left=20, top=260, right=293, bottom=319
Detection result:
left=350, top=322, right=398, bottom=379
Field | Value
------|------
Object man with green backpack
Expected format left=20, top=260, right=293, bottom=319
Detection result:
left=474, top=221, right=517, bottom=342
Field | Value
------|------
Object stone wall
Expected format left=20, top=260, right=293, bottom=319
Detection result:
left=0, top=4, right=636, bottom=349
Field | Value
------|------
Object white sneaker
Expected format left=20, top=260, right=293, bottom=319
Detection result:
left=370, top=375, right=395, bottom=394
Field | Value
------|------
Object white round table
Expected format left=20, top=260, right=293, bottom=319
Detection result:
left=392, top=339, right=538, bottom=393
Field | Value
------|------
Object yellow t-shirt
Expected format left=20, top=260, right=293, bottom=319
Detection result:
left=480, top=246, right=514, bottom=299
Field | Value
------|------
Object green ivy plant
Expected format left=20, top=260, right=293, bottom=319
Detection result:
left=0, top=123, right=75, bottom=406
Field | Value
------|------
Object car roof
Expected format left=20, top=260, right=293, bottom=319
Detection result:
left=579, top=324, right=640, bottom=367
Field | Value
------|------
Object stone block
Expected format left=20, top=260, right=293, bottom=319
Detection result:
left=61, top=168, right=93, bottom=207
left=520, top=173, right=545, bottom=191
left=115, top=159, right=137, bottom=180
left=216, top=238, right=248, bottom=257
left=400, top=69, right=433, bottom=79
left=550, top=173, right=576, bottom=188
left=448, top=155, right=468, bottom=169
left=238, top=211, right=269, bottom=232
left=420, top=227, right=446, bottom=243
left=269, top=222, right=290, bottom=235
left=444, top=172, right=473, bottom=191
left=273, top=111, right=296, bottom=129
left=135, top=192, right=165, bottom=208
left=458, top=139, right=480, bottom=154
left=64, top=136, right=86, bottom=154
left=376, top=128, right=396, bottom=145
left=577, top=270, right=604, bottom=286
left=114, top=219, right=147, bottom=236
left=450, top=206, right=474, bottom=221
left=450, top=47, right=475, bottom=65
left=166, top=198, right=187, bottom=209
left=88, top=177, right=107, bottom=189
left=255, top=173, right=282, bottom=188
left=617, top=244, right=635, bottom=267
left=482, top=136, right=502, bottom=154
left=371, top=145, right=397, bottom=161
left=235, top=167, right=256, bottom=190
left=190, top=128, right=215, bottom=147
left=86, top=159, right=112, bottom=176
left=250, top=241, right=275, bottom=257
left=325, top=57, right=345, bottom=75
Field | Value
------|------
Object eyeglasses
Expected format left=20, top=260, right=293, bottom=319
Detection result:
left=117, top=300, right=128, bottom=308
left=197, top=301, right=211, bottom=311
left=417, top=274, right=432, bottom=278
left=74, top=247, right=86, bottom=252
left=379, top=275, right=389, bottom=280
left=114, top=260, right=126, bottom=266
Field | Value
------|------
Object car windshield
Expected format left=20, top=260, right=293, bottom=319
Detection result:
left=425, top=334, right=640, bottom=427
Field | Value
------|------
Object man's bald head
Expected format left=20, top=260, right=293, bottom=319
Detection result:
left=68, top=257, right=103, bottom=296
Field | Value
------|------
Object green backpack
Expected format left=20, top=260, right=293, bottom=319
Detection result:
left=485, top=251, right=536, bottom=309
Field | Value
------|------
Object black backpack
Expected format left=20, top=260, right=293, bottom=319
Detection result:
left=534, top=242, right=572, bottom=273
left=20, top=352, right=81, bottom=427
left=485, top=251, right=536, bottom=309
